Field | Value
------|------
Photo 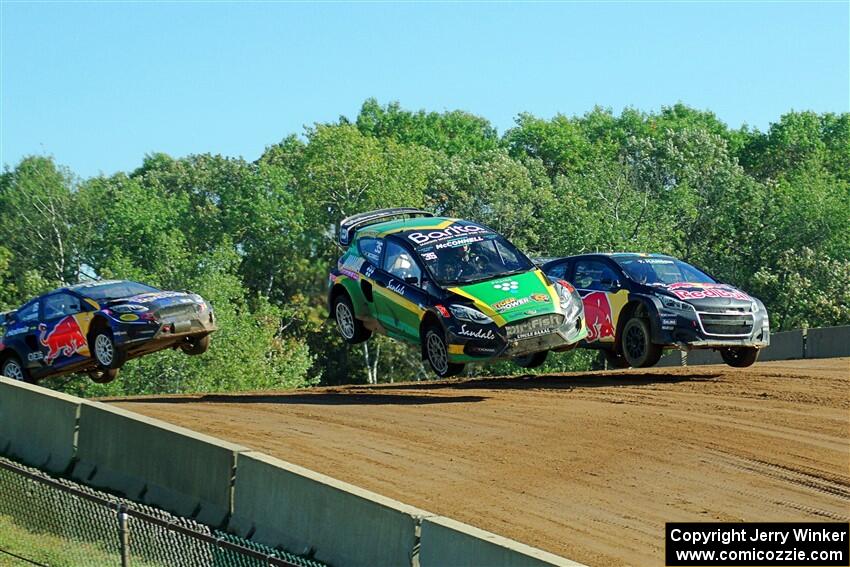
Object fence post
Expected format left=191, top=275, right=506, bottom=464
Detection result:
left=118, top=504, right=130, bottom=567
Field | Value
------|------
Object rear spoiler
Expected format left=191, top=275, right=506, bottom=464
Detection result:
left=338, top=208, right=434, bottom=246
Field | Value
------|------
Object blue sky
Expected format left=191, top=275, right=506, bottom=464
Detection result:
left=2, top=1, right=848, bottom=178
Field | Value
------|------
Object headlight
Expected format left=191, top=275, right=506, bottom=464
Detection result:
left=750, top=301, right=759, bottom=313
left=111, top=304, right=149, bottom=313
left=555, top=281, right=581, bottom=317
left=659, top=295, right=693, bottom=312
left=448, top=304, right=493, bottom=324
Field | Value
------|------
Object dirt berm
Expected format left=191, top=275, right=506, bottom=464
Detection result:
left=111, top=358, right=850, bottom=566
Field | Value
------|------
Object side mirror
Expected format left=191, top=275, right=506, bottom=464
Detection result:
left=404, top=276, right=419, bottom=286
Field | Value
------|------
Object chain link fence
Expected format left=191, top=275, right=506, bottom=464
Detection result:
left=0, top=457, right=327, bottom=567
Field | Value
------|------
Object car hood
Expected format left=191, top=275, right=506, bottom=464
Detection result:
left=657, top=282, right=754, bottom=310
left=447, top=269, right=560, bottom=325
left=106, top=290, right=207, bottom=312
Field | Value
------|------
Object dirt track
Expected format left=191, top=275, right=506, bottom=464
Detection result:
left=111, top=358, right=850, bottom=566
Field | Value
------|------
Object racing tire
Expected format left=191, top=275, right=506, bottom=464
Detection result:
left=181, top=334, right=210, bottom=356
left=514, top=350, right=549, bottom=369
left=1, top=355, right=31, bottom=383
left=423, top=326, right=464, bottom=378
left=603, top=348, right=630, bottom=369
left=90, top=368, right=119, bottom=384
left=720, top=347, right=759, bottom=368
left=91, top=329, right=127, bottom=370
left=333, top=293, right=371, bottom=344
left=621, top=317, right=662, bottom=368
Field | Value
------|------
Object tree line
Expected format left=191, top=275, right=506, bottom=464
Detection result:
left=1, top=100, right=848, bottom=395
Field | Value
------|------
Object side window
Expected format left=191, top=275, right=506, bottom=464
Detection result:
left=43, top=293, right=83, bottom=320
left=573, top=261, right=622, bottom=292
left=17, top=301, right=40, bottom=323
left=382, top=241, right=422, bottom=284
left=358, top=238, right=383, bottom=265
left=546, top=262, right=568, bottom=280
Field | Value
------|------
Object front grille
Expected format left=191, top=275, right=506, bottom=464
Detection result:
left=697, top=312, right=754, bottom=337
left=156, top=304, right=198, bottom=321
left=505, top=313, right=564, bottom=340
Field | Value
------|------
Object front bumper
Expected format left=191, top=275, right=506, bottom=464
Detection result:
left=115, top=310, right=217, bottom=347
left=446, top=312, right=587, bottom=362
left=655, top=306, right=770, bottom=350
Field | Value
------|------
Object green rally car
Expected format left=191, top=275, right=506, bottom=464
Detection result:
left=328, top=208, right=588, bottom=377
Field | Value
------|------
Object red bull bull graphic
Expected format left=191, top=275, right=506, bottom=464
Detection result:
left=38, top=316, right=88, bottom=364
left=582, top=291, right=615, bottom=342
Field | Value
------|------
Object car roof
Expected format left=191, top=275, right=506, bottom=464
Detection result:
left=549, top=252, right=678, bottom=262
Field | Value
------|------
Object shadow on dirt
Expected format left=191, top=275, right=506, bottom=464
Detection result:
left=367, top=371, right=723, bottom=392
left=109, top=371, right=722, bottom=406
left=109, top=392, right=488, bottom=406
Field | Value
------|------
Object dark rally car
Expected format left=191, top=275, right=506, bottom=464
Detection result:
left=0, top=280, right=216, bottom=384
left=541, top=253, right=770, bottom=368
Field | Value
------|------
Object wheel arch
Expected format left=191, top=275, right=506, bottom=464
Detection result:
left=615, top=297, right=663, bottom=346
left=419, top=311, right=443, bottom=359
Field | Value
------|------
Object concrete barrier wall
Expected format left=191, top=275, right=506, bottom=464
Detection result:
left=420, top=516, right=583, bottom=567
left=74, top=400, right=246, bottom=526
left=807, top=326, right=850, bottom=359
left=759, top=329, right=804, bottom=361
left=0, top=378, right=79, bottom=474
left=231, top=451, right=424, bottom=567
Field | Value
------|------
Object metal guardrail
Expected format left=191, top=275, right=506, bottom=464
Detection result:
left=0, top=457, right=326, bottom=567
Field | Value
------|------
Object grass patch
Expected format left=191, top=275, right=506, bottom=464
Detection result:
left=0, top=513, right=120, bottom=567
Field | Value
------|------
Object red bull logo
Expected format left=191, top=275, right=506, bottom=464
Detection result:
left=665, top=282, right=750, bottom=301
left=38, top=316, right=87, bottom=364
left=583, top=291, right=615, bottom=342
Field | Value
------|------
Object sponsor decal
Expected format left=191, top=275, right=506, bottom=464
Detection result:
left=38, top=316, right=87, bottom=364
left=119, top=313, right=140, bottom=322
left=364, top=265, right=376, bottom=278
left=492, top=296, right=531, bottom=312
left=407, top=224, right=490, bottom=246
left=5, top=327, right=28, bottom=337
left=339, top=267, right=361, bottom=281
left=531, top=293, right=551, bottom=303
left=457, top=324, right=496, bottom=340
left=434, top=236, right=485, bottom=250
left=128, top=291, right=185, bottom=303
left=27, top=351, right=44, bottom=362
left=422, top=252, right=438, bottom=261
left=387, top=280, right=406, bottom=296
left=493, top=280, right=519, bottom=293
left=582, top=291, right=615, bottom=342
left=665, top=282, right=751, bottom=301
left=506, top=314, right=561, bottom=340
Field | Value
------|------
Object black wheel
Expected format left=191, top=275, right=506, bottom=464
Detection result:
left=91, top=329, right=126, bottom=370
left=1, top=355, right=31, bottom=383
left=621, top=318, right=662, bottom=368
left=333, top=293, right=371, bottom=344
left=423, top=326, right=464, bottom=378
left=181, top=334, right=210, bottom=356
left=603, top=348, right=630, bottom=369
left=514, top=350, right=549, bottom=369
left=89, top=368, right=119, bottom=384
left=721, top=347, right=759, bottom=368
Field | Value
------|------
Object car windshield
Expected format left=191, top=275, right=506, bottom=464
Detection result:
left=414, top=233, right=534, bottom=286
left=614, top=256, right=716, bottom=286
left=76, top=281, right=160, bottom=301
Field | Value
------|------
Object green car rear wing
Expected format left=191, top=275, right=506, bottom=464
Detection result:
left=338, top=208, right=434, bottom=246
